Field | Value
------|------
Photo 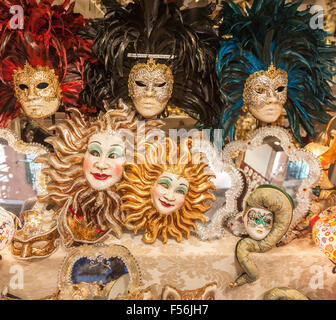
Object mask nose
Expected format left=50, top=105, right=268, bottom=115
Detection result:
left=27, top=85, right=38, bottom=101
left=266, top=90, right=279, bottom=104
left=21, top=243, right=32, bottom=258
left=163, top=189, right=175, bottom=202
left=94, top=158, right=109, bottom=171
left=145, top=84, right=154, bottom=97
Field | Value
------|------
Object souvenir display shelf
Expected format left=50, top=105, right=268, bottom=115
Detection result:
left=0, top=232, right=334, bottom=300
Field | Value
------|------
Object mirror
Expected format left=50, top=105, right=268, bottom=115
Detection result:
left=222, top=126, right=322, bottom=240
left=0, top=129, right=49, bottom=216
left=58, top=244, right=141, bottom=300
left=191, top=139, right=244, bottom=240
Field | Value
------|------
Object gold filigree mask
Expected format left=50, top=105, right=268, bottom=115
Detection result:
left=13, top=63, right=62, bottom=119
left=10, top=228, right=60, bottom=259
left=128, top=57, right=174, bottom=118
left=243, top=64, right=288, bottom=123
left=10, top=210, right=60, bottom=259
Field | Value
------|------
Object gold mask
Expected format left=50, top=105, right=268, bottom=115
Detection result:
left=117, top=138, right=216, bottom=244
left=10, top=210, right=60, bottom=259
left=13, top=63, right=62, bottom=119
left=128, top=57, right=174, bottom=118
left=243, top=64, right=288, bottom=123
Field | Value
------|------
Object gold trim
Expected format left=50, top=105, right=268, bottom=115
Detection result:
left=243, top=63, right=288, bottom=107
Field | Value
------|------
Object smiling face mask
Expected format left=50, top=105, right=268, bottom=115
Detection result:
left=243, top=208, right=273, bottom=240
left=13, top=63, right=62, bottom=119
left=243, top=64, right=288, bottom=123
left=128, top=57, right=173, bottom=118
left=83, top=132, right=125, bottom=191
left=151, top=172, right=189, bottom=215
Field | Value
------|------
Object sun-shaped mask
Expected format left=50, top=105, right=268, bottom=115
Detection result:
left=117, top=137, right=216, bottom=244
left=13, top=63, right=62, bottom=119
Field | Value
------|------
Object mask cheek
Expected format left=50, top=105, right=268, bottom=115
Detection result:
left=113, top=163, right=123, bottom=180
left=83, top=157, right=92, bottom=174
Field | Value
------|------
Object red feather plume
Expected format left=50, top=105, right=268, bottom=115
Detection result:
left=0, top=0, right=94, bottom=127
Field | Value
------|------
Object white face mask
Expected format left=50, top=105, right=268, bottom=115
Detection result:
left=244, top=65, right=288, bottom=123
left=151, top=172, right=189, bottom=215
left=128, top=58, right=173, bottom=118
left=83, top=132, right=125, bottom=191
left=243, top=208, right=273, bottom=240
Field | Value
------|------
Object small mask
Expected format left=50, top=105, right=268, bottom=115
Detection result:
left=83, top=132, right=125, bottom=191
left=11, top=227, right=60, bottom=259
left=151, top=172, right=189, bottom=215
left=128, top=57, right=173, bottom=118
left=13, top=62, right=62, bottom=119
left=243, top=64, right=288, bottom=123
left=243, top=207, right=273, bottom=240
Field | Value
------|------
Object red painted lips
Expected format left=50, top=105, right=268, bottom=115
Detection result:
left=159, top=199, right=173, bottom=207
left=92, top=173, right=110, bottom=180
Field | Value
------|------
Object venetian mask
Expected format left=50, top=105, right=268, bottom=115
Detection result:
left=243, top=207, right=273, bottom=240
left=83, top=132, right=125, bottom=191
left=243, top=64, right=288, bottom=123
left=151, top=172, right=189, bottom=215
left=13, top=63, right=62, bottom=119
left=11, top=227, right=60, bottom=259
left=128, top=57, right=173, bottom=118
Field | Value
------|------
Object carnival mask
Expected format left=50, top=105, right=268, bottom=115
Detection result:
left=128, top=57, right=173, bottom=118
left=243, top=208, right=273, bottom=240
left=244, top=64, right=288, bottom=123
left=13, top=63, right=62, bottom=119
left=151, top=172, right=189, bottom=215
left=83, top=132, right=125, bottom=191
left=11, top=227, right=60, bottom=259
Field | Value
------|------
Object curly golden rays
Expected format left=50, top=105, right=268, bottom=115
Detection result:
left=117, top=138, right=216, bottom=244
left=36, top=101, right=161, bottom=246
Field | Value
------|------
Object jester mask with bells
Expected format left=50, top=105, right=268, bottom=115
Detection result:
left=216, top=0, right=336, bottom=145
left=117, top=137, right=216, bottom=244
left=36, top=102, right=163, bottom=248
left=0, top=0, right=93, bottom=127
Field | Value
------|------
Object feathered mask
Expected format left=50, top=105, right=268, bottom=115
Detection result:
left=80, top=0, right=222, bottom=128
left=0, top=0, right=93, bottom=127
left=216, top=0, right=336, bottom=145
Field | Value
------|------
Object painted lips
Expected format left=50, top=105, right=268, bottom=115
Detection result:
left=159, top=199, right=173, bottom=208
left=91, top=173, right=110, bottom=180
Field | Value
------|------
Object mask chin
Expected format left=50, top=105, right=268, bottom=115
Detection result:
left=21, top=98, right=61, bottom=119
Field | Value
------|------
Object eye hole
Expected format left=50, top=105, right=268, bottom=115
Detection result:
left=156, top=82, right=166, bottom=88
left=89, top=150, right=100, bottom=157
left=255, top=88, right=266, bottom=94
left=276, top=86, right=285, bottom=93
left=19, top=84, right=28, bottom=90
left=37, top=82, right=49, bottom=89
left=135, top=81, right=146, bottom=87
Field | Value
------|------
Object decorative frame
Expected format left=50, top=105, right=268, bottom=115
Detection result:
left=0, top=128, right=49, bottom=195
left=222, top=126, right=322, bottom=240
left=192, top=139, right=244, bottom=240
left=58, top=244, right=142, bottom=300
